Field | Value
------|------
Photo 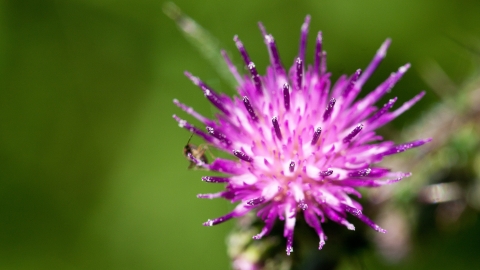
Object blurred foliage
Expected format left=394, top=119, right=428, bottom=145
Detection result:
left=0, top=0, right=480, bottom=269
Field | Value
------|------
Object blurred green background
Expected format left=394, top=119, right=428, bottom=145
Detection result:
left=1, top=0, right=480, bottom=269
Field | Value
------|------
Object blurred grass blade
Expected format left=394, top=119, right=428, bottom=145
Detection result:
left=163, top=2, right=237, bottom=89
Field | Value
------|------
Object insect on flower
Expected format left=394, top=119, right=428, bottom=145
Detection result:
left=183, top=133, right=209, bottom=169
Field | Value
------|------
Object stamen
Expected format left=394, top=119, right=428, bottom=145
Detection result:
left=201, top=176, right=230, bottom=183
left=246, top=196, right=266, bottom=206
left=265, top=34, right=286, bottom=78
left=367, top=97, right=397, bottom=123
left=234, top=36, right=263, bottom=94
left=344, top=205, right=386, bottom=233
left=253, top=211, right=277, bottom=240
left=304, top=211, right=326, bottom=250
left=197, top=191, right=229, bottom=199
left=319, top=237, right=326, bottom=250
left=206, top=126, right=232, bottom=145
left=233, top=35, right=252, bottom=65
left=289, top=161, right=295, bottom=172
left=389, top=91, right=426, bottom=119
left=298, top=15, right=311, bottom=61
left=247, top=62, right=263, bottom=95
left=343, top=124, right=364, bottom=143
left=296, top=58, right=303, bottom=90
left=381, top=138, right=432, bottom=156
left=323, top=98, right=336, bottom=121
left=283, top=83, right=290, bottom=111
left=324, top=207, right=355, bottom=230
left=356, top=38, right=391, bottom=89
left=172, top=115, right=215, bottom=144
left=173, top=99, right=215, bottom=126
left=184, top=71, right=230, bottom=115
left=272, top=116, right=282, bottom=140
left=366, top=168, right=390, bottom=177
left=348, top=168, right=372, bottom=177
left=311, top=127, right=322, bottom=145
left=339, top=173, right=410, bottom=187
left=342, top=69, right=362, bottom=98
left=258, top=21, right=267, bottom=37
left=298, top=200, right=308, bottom=210
left=203, top=212, right=234, bottom=226
left=233, top=149, right=253, bottom=162
left=319, top=169, right=333, bottom=177
left=358, top=63, right=410, bottom=110
left=242, top=96, right=258, bottom=121
left=286, top=233, right=294, bottom=256
left=314, top=32, right=323, bottom=75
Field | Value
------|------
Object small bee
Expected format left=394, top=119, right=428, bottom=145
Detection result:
left=184, top=133, right=209, bottom=169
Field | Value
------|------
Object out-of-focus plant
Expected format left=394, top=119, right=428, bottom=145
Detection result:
left=370, top=62, right=480, bottom=262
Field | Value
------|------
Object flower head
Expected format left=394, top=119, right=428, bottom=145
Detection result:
left=173, top=15, right=430, bottom=255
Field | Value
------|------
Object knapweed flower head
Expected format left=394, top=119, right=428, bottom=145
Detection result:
left=173, top=16, right=430, bottom=255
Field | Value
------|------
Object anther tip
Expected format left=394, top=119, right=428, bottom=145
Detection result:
left=203, top=220, right=214, bottom=226
left=399, top=63, right=411, bottom=73
left=378, top=39, right=392, bottom=56
left=383, top=38, right=392, bottom=48
left=258, top=21, right=267, bottom=36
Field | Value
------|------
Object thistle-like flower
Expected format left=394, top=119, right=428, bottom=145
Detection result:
left=173, top=15, right=430, bottom=255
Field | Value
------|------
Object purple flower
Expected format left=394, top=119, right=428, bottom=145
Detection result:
left=173, top=16, right=431, bottom=255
